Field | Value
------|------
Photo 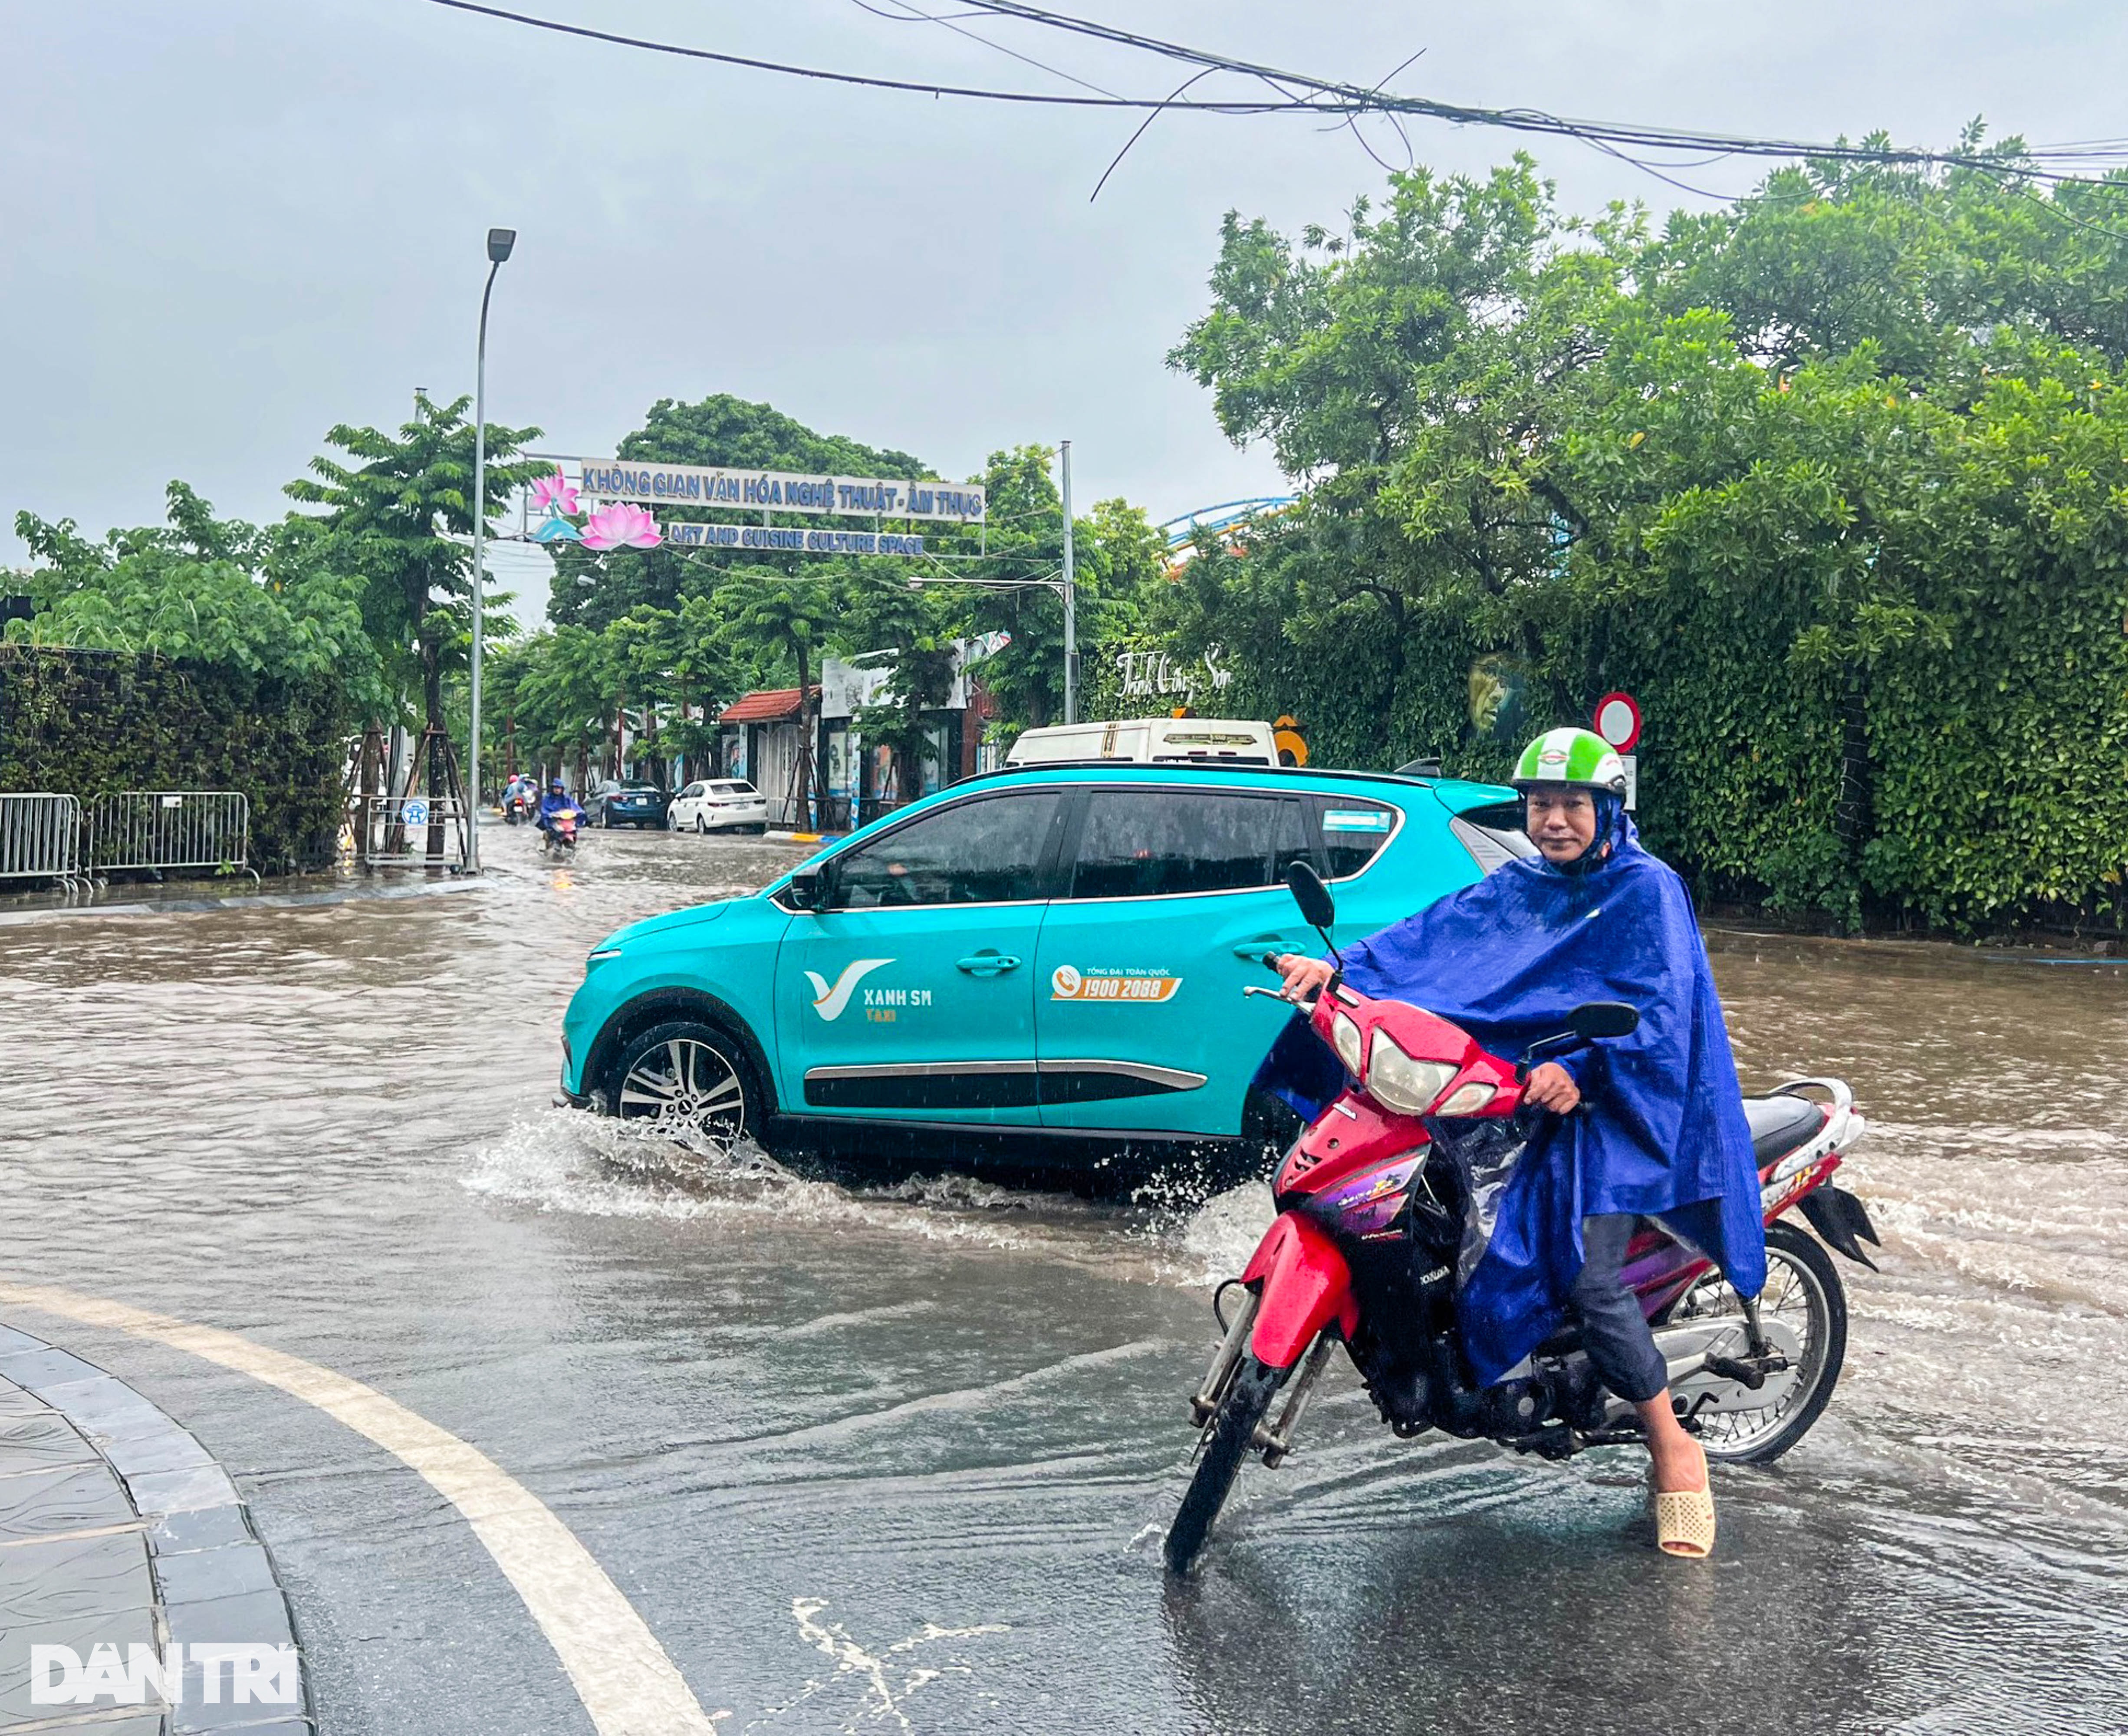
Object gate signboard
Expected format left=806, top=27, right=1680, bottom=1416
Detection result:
left=521, top=457, right=983, bottom=559
left=545, top=457, right=984, bottom=523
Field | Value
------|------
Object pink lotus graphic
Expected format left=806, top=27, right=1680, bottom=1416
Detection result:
left=530, top=467, right=579, bottom=516
left=581, top=501, right=662, bottom=550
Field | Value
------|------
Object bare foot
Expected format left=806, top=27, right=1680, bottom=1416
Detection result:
left=1649, top=1433, right=1707, bottom=1495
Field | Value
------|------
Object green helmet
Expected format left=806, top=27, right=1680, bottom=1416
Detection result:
left=1511, top=726, right=1628, bottom=795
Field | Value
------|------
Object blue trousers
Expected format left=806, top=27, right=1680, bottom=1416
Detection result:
left=1569, top=1213, right=1669, bottom=1404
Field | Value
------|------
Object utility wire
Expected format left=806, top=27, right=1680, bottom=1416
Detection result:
left=950, top=0, right=2128, bottom=189
left=421, top=1, right=2128, bottom=199
left=420, top=0, right=1337, bottom=111
left=847, top=0, right=1123, bottom=100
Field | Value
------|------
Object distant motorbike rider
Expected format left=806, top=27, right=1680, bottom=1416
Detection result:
left=536, top=779, right=585, bottom=838
left=1270, top=727, right=1764, bottom=1558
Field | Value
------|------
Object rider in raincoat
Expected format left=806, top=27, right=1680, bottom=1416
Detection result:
left=1266, top=727, right=1763, bottom=1555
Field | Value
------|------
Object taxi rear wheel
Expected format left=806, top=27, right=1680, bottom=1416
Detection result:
left=610, top=1022, right=761, bottom=1144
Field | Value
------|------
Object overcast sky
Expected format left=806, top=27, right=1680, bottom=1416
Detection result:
left=9, top=1, right=2128, bottom=618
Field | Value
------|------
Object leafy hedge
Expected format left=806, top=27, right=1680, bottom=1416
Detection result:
left=0, top=647, right=350, bottom=874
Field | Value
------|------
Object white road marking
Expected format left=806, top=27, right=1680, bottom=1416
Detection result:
left=0, top=1281, right=717, bottom=1736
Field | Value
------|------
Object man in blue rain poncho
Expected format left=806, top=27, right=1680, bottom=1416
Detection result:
left=1268, top=727, right=1764, bottom=1558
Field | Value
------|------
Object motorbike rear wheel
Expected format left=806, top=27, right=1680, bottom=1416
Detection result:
left=1165, top=1354, right=1286, bottom=1574
left=1684, top=1220, right=1847, bottom=1465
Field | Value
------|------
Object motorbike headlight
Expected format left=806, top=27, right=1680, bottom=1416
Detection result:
left=1331, top=1010, right=1366, bottom=1077
left=1365, top=1031, right=1458, bottom=1116
left=1433, top=1080, right=1497, bottom=1117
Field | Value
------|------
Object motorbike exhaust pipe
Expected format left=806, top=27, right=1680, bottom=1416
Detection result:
left=1191, top=1286, right=1260, bottom=1424
left=1253, top=1332, right=1338, bottom=1469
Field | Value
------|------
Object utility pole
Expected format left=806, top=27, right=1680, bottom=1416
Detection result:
left=467, top=226, right=515, bottom=874
left=1060, top=438, right=1078, bottom=725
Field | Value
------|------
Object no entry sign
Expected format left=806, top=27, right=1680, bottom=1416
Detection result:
left=1593, top=691, right=1642, bottom=752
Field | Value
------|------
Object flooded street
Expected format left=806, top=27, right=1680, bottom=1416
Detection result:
left=5, top=825, right=2126, bottom=1735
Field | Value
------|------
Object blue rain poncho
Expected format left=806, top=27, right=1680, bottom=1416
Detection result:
left=1257, top=803, right=1766, bottom=1387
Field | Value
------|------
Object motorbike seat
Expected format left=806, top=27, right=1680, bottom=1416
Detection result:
left=1741, top=1095, right=1822, bottom=1167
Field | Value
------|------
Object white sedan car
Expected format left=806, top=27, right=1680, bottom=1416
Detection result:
left=667, top=779, right=771, bottom=835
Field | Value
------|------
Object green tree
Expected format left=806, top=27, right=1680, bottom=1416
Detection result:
left=1163, top=140, right=2128, bottom=929
left=842, top=564, right=960, bottom=806
left=954, top=446, right=1171, bottom=738
left=511, top=625, right=614, bottom=793
left=711, top=567, right=832, bottom=823
left=10, top=483, right=384, bottom=712
left=286, top=389, right=541, bottom=800
left=549, top=394, right=933, bottom=629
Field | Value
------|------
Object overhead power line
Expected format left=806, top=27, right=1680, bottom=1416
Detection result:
left=421, top=0, right=2128, bottom=195
left=947, top=0, right=2128, bottom=188
left=419, top=0, right=1329, bottom=111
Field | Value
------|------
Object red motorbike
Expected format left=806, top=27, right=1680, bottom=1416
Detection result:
left=1166, top=864, right=1876, bottom=1572
left=541, top=809, right=581, bottom=857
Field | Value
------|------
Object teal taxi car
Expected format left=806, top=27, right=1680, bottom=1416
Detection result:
left=558, top=761, right=1529, bottom=1165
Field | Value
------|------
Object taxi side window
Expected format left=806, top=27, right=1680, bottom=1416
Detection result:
left=1071, top=790, right=1305, bottom=898
left=831, top=792, right=1064, bottom=907
left=680, top=783, right=704, bottom=799
left=1310, top=796, right=1399, bottom=879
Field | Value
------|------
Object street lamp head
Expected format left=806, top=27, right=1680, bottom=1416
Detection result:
left=487, top=227, right=516, bottom=263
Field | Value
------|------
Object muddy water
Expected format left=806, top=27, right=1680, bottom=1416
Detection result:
left=3, top=825, right=2125, bottom=1734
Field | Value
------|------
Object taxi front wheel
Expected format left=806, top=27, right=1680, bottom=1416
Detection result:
left=610, top=1021, right=761, bottom=1144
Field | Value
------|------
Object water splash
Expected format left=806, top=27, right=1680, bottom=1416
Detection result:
left=461, top=1112, right=1040, bottom=1248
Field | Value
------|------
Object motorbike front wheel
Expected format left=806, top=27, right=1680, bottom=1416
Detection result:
left=1165, top=1354, right=1286, bottom=1574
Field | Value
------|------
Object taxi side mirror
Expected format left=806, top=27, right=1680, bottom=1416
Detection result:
left=785, top=865, right=830, bottom=911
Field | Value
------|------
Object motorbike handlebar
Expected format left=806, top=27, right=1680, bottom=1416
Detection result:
left=1242, top=983, right=1317, bottom=1010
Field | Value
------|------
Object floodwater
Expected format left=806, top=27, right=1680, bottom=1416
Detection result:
left=3, top=824, right=2126, bottom=1735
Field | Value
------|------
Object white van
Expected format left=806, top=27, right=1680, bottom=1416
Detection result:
left=1004, top=717, right=1281, bottom=767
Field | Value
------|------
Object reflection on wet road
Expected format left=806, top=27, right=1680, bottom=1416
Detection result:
left=4, top=823, right=2125, bottom=1733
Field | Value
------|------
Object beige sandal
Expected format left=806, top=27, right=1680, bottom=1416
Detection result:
left=1651, top=1442, right=1716, bottom=1558
left=1653, top=1484, right=1717, bottom=1558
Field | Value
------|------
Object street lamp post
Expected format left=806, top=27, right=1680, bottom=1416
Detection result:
left=1059, top=438, right=1077, bottom=726
left=467, top=226, right=515, bottom=874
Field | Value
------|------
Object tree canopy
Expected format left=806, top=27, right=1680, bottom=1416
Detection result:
left=1160, top=139, right=2128, bottom=929
left=10, top=483, right=384, bottom=710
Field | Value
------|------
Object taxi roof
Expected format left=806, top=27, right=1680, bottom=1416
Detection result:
left=953, top=758, right=1516, bottom=812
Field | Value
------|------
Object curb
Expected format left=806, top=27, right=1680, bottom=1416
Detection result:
left=0, top=1325, right=312, bottom=1734
left=0, top=877, right=486, bottom=929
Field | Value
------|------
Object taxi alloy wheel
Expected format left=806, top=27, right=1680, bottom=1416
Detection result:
left=612, top=1021, right=758, bottom=1141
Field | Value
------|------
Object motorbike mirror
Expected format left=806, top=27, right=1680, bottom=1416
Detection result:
left=784, top=865, right=830, bottom=912
left=1284, top=860, right=1337, bottom=933
left=1569, top=1001, right=1640, bottom=1040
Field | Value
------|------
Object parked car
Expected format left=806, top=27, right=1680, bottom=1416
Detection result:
left=590, top=779, right=671, bottom=829
left=558, top=762, right=1532, bottom=1170
left=667, top=778, right=770, bottom=835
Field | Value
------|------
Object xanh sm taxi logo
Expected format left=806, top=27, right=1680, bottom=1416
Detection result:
left=805, top=957, right=894, bottom=1020
left=805, top=958, right=934, bottom=1023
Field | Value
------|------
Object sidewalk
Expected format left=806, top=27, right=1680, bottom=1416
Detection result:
left=0, top=1327, right=309, bottom=1733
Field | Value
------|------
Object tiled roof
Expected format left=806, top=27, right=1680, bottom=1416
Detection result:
left=718, top=686, right=817, bottom=724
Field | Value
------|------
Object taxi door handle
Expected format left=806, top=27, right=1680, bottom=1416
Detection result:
left=957, top=952, right=1021, bottom=976
left=1233, top=937, right=1300, bottom=960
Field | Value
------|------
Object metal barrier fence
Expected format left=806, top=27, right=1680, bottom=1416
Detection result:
left=0, top=793, right=88, bottom=893
left=85, top=791, right=260, bottom=886
left=352, top=794, right=470, bottom=872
